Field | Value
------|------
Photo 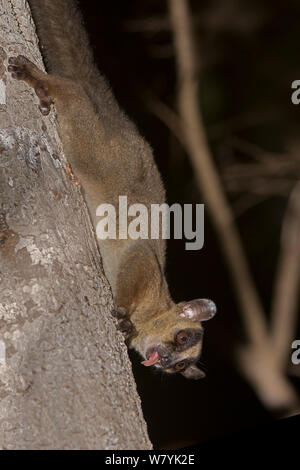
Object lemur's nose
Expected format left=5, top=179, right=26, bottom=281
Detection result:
left=158, top=348, right=171, bottom=367
left=160, top=356, right=170, bottom=367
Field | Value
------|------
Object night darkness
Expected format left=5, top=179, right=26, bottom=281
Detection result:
left=78, top=0, right=300, bottom=449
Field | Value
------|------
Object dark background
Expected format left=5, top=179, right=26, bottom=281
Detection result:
left=78, top=0, right=300, bottom=449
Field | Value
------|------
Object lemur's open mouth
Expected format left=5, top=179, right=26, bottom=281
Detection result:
left=141, top=347, right=159, bottom=367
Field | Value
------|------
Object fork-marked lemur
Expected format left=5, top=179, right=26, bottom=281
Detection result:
left=8, top=0, right=216, bottom=379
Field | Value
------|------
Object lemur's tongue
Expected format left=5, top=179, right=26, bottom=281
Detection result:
left=141, top=350, right=159, bottom=367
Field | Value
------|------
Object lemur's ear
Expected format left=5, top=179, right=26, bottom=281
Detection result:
left=179, top=299, right=216, bottom=322
left=181, top=365, right=206, bottom=380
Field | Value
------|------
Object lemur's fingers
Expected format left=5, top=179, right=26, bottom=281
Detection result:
left=117, top=318, right=135, bottom=340
left=8, top=56, right=53, bottom=115
left=111, top=306, right=127, bottom=320
left=112, top=307, right=135, bottom=340
left=7, top=68, right=26, bottom=80
left=8, top=55, right=30, bottom=66
left=8, top=55, right=38, bottom=80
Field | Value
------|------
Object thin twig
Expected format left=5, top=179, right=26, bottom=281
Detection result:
left=145, top=95, right=186, bottom=146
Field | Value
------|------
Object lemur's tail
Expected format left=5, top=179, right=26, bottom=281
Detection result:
left=27, top=0, right=123, bottom=123
left=28, top=0, right=94, bottom=81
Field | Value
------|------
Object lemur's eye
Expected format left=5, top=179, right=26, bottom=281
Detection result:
left=175, top=361, right=186, bottom=371
left=176, top=331, right=189, bottom=344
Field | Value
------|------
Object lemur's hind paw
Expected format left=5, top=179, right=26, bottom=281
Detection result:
left=112, top=306, right=135, bottom=340
left=8, top=56, right=53, bottom=116
left=8, top=55, right=31, bottom=79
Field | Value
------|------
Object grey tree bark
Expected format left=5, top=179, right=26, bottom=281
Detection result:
left=0, top=0, right=151, bottom=450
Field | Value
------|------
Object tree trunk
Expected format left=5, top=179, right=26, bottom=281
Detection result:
left=0, top=0, right=151, bottom=450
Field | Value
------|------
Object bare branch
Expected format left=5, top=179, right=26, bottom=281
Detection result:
left=168, top=0, right=267, bottom=346
left=271, top=181, right=300, bottom=369
left=221, top=138, right=300, bottom=198
left=168, top=0, right=299, bottom=411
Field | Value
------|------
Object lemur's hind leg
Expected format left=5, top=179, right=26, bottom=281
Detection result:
left=8, top=55, right=53, bottom=115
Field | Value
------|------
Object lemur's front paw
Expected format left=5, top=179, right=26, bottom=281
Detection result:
left=112, top=306, right=135, bottom=340
left=8, top=56, right=53, bottom=116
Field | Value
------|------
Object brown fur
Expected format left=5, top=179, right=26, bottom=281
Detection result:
left=8, top=0, right=217, bottom=378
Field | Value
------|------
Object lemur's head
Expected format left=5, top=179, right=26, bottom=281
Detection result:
left=133, top=299, right=216, bottom=379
